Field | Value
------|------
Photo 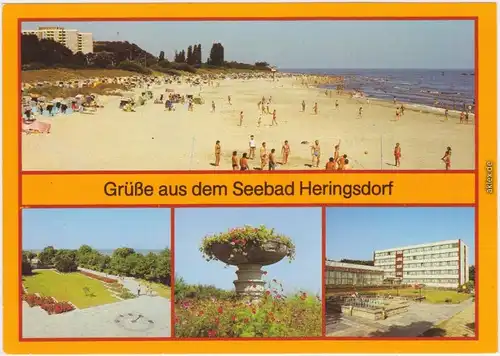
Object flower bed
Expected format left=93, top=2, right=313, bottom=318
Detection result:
left=175, top=280, right=321, bottom=338
left=79, top=270, right=117, bottom=284
left=200, top=226, right=296, bottom=262
left=22, top=293, right=75, bottom=315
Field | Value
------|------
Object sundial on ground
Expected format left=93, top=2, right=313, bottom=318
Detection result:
left=114, top=312, right=156, bottom=332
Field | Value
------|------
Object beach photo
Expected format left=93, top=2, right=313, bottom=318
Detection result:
left=21, top=208, right=172, bottom=339
left=173, top=207, right=322, bottom=338
left=21, top=20, right=475, bottom=171
left=325, top=207, right=475, bottom=338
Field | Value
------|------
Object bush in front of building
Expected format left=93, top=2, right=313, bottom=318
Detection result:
left=174, top=279, right=321, bottom=338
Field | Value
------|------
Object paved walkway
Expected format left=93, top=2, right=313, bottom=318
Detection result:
left=78, top=267, right=154, bottom=296
left=327, top=299, right=474, bottom=337
left=23, top=297, right=171, bottom=338
left=23, top=268, right=170, bottom=338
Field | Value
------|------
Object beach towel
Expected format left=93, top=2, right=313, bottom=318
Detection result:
left=23, top=121, right=51, bottom=134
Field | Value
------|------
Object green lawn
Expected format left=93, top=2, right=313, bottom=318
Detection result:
left=23, top=270, right=119, bottom=308
left=370, top=288, right=471, bottom=304
left=140, top=280, right=171, bottom=299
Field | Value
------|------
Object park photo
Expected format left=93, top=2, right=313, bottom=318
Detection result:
left=173, top=207, right=322, bottom=338
left=21, top=20, right=474, bottom=171
left=325, top=207, right=475, bottom=338
left=21, top=208, right=172, bottom=339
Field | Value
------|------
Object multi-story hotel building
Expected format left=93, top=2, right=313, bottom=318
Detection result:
left=22, top=27, right=94, bottom=54
left=373, top=239, right=469, bottom=288
left=325, top=260, right=384, bottom=287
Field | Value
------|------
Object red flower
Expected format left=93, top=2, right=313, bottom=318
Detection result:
left=207, top=330, right=217, bottom=337
left=198, top=311, right=204, bottom=316
left=215, top=317, right=220, bottom=325
left=217, top=306, right=223, bottom=314
left=231, top=315, right=237, bottom=322
left=243, top=318, right=249, bottom=323
left=251, top=308, right=256, bottom=314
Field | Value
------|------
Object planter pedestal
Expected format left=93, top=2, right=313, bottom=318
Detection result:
left=233, top=264, right=266, bottom=299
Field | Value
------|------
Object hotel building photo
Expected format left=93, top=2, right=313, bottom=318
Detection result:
left=373, top=239, right=469, bottom=288
left=21, top=27, right=93, bottom=54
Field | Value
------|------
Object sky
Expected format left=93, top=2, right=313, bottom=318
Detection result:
left=326, top=207, right=475, bottom=264
left=175, top=208, right=322, bottom=294
left=22, top=20, right=475, bottom=69
left=22, top=208, right=171, bottom=250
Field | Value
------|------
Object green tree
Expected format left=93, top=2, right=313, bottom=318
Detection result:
left=469, top=265, right=475, bottom=282
left=156, top=248, right=172, bottom=285
left=159, top=51, right=165, bottom=62
left=38, top=246, right=56, bottom=266
left=22, top=254, right=33, bottom=275
left=53, top=250, right=78, bottom=273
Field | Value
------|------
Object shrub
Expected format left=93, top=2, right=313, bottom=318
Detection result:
left=200, top=226, right=296, bottom=262
left=175, top=276, right=237, bottom=301
left=79, top=270, right=118, bottom=284
left=117, top=61, right=152, bottom=75
left=175, top=280, right=321, bottom=338
left=119, top=289, right=136, bottom=300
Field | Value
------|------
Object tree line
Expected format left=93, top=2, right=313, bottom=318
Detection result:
left=22, top=245, right=171, bottom=285
left=21, top=34, right=271, bottom=74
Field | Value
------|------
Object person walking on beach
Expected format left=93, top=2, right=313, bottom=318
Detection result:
left=239, top=111, right=244, bottom=126
left=249, top=135, right=256, bottom=159
left=396, top=107, right=401, bottom=121
left=394, top=143, right=402, bottom=167
left=240, top=153, right=249, bottom=171
left=214, top=140, right=221, bottom=167
left=465, top=111, right=469, bottom=124
left=442, top=147, right=452, bottom=170
left=266, top=101, right=270, bottom=114
left=333, top=140, right=341, bottom=169
left=269, top=149, right=277, bottom=170
left=444, top=108, right=449, bottom=121
left=311, top=140, right=321, bottom=168
left=302, top=100, right=306, bottom=112
left=211, top=101, right=216, bottom=113
left=313, top=102, right=318, bottom=115
left=400, top=104, right=405, bottom=116
left=271, top=109, right=278, bottom=126
left=260, top=142, right=268, bottom=170
left=228, top=95, right=232, bottom=105
left=281, top=140, right=291, bottom=165
left=358, top=106, right=363, bottom=119
left=257, top=113, right=262, bottom=127
left=232, top=151, right=239, bottom=170
left=335, top=100, right=339, bottom=110
left=460, top=111, right=465, bottom=124
left=325, top=157, right=336, bottom=171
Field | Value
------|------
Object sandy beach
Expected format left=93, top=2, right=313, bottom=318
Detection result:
left=22, top=76, right=475, bottom=171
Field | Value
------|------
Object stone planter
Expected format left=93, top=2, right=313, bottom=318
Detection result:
left=208, top=239, right=290, bottom=299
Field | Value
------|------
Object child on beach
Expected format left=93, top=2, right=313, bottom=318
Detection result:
left=358, top=106, right=363, bottom=119
left=281, top=140, right=291, bottom=164
left=333, top=140, right=341, bottom=169
left=271, top=110, right=278, bottom=126
left=302, top=100, right=306, bottom=112
left=442, top=147, right=452, bottom=170
left=249, top=135, right=256, bottom=159
left=313, top=102, right=318, bottom=115
left=460, top=111, right=465, bottom=123
left=228, top=95, right=232, bottom=105
left=214, top=140, right=221, bottom=167
left=257, top=114, right=262, bottom=127
left=444, top=109, right=449, bottom=120
left=338, top=154, right=347, bottom=170
left=239, top=111, right=244, bottom=126
left=335, top=100, right=339, bottom=110
left=394, top=143, right=401, bottom=167
left=232, top=151, right=239, bottom=170
left=240, top=153, right=249, bottom=171
left=343, top=159, right=352, bottom=170
left=211, top=101, right=216, bottom=113
left=396, top=107, right=400, bottom=120
left=311, top=140, right=321, bottom=168
left=400, top=104, right=405, bottom=115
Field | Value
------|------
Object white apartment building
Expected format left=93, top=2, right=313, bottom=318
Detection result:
left=373, top=239, right=469, bottom=288
left=22, top=27, right=93, bottom=54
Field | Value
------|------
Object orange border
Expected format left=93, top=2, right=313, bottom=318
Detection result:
left=3, top=2, right=498, bottom=354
